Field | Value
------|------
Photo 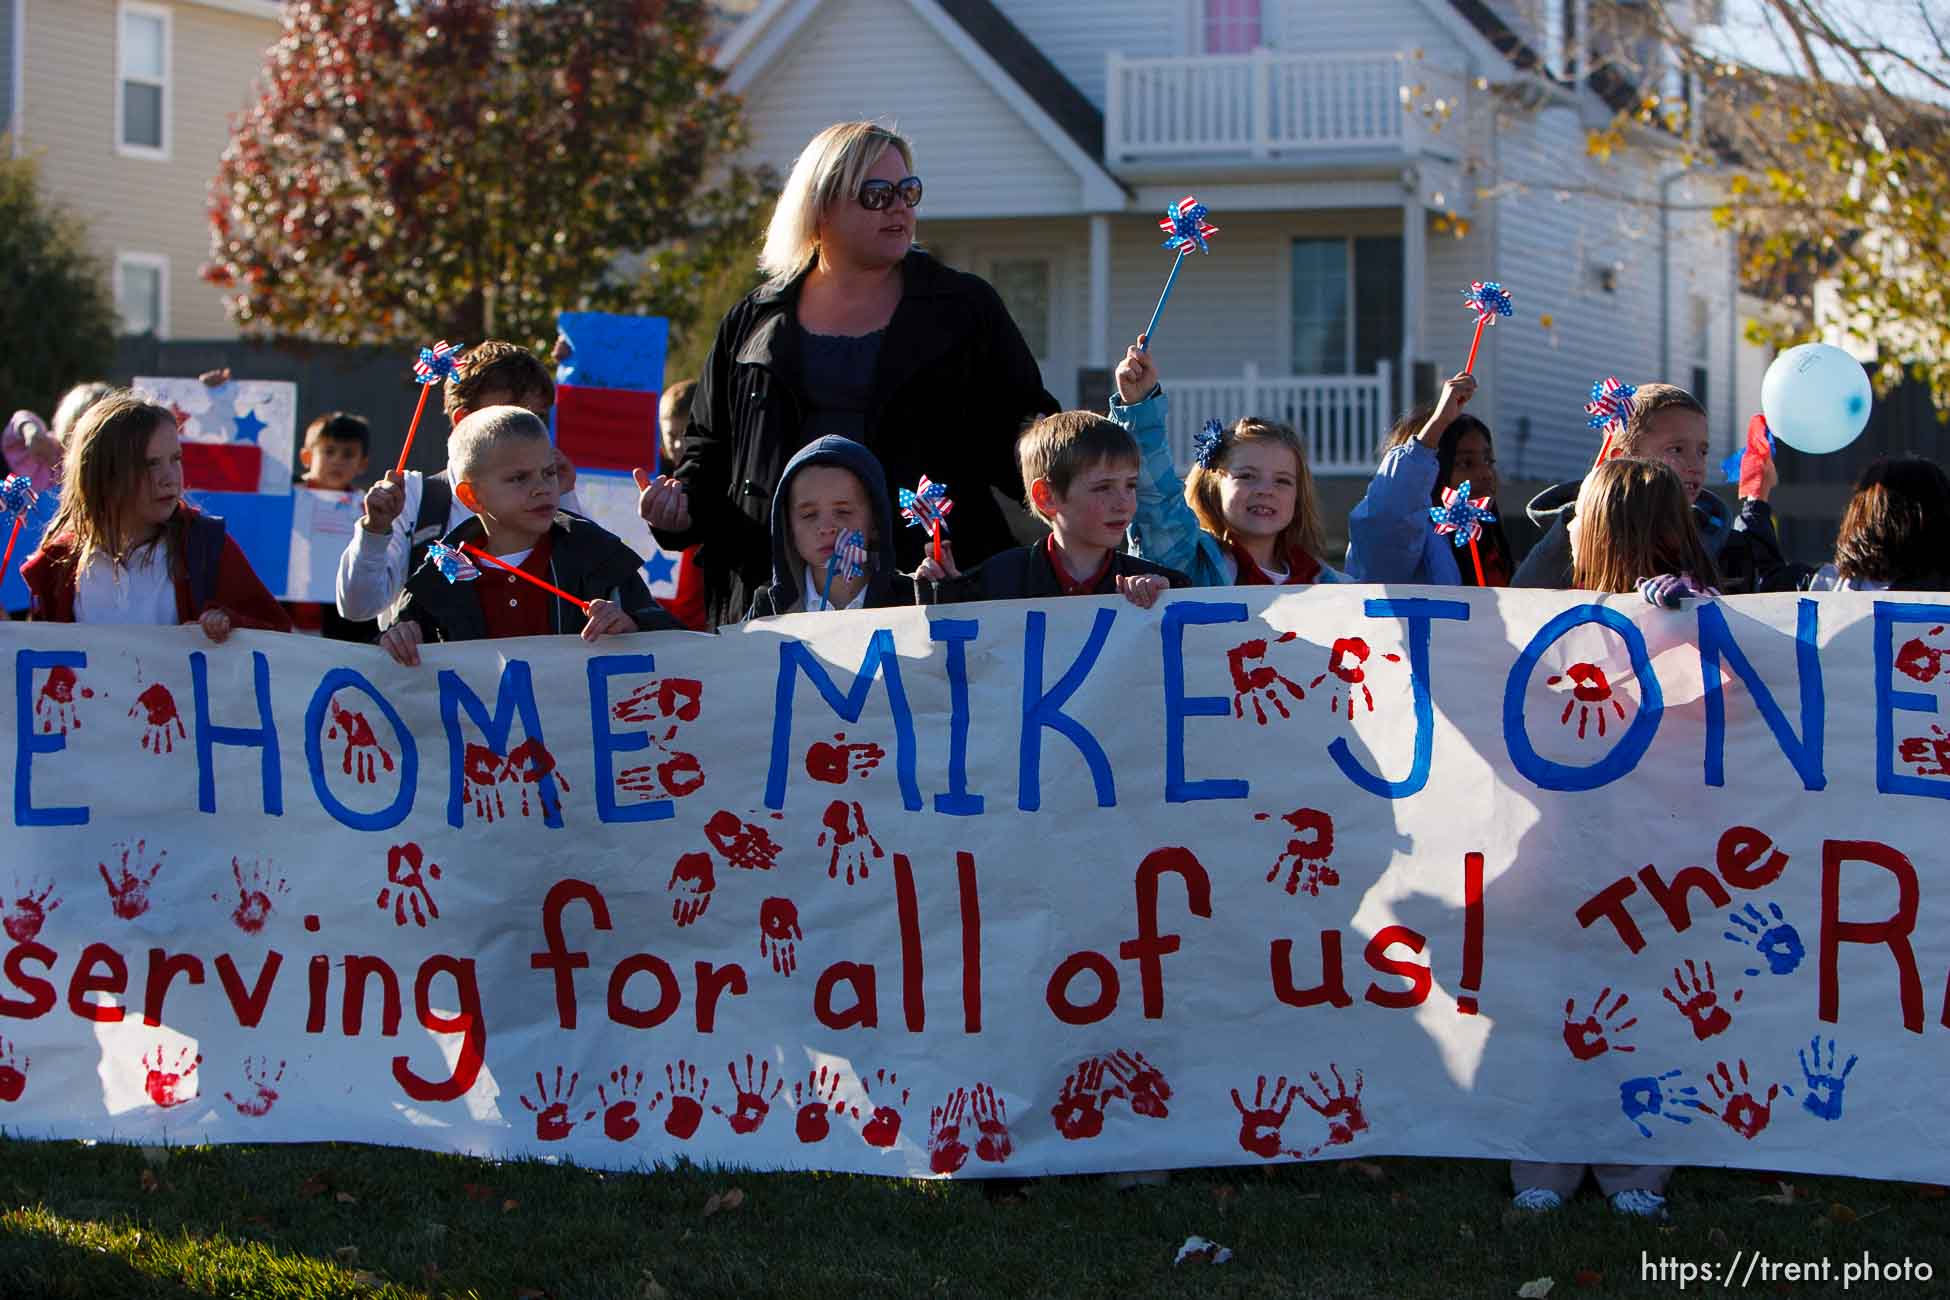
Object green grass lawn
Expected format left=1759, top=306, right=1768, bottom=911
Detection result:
left=0, top=1138, right=1941, bottom=1298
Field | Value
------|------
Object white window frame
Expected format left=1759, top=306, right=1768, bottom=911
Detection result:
left=115, top=251, right=170, bottom=337
left=115, top=0, right=171, bottom=161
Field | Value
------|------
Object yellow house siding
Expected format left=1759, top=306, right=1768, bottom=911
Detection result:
left=19, top=0, right=275, bottom=339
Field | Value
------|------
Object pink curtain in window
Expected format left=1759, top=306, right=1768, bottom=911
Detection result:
left=1203, top=0, right=1262, bottom=54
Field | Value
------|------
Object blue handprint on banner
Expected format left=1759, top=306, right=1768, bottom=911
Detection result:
left=1619, top=1068, right=1708, bottom=1138
left=1723, top=901, right=1805, bottom=977
left=1797, top=1037, right=1858, bottom=1122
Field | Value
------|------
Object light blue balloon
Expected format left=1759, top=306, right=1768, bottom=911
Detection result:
left=1760, top=343, right=1872, bottom=455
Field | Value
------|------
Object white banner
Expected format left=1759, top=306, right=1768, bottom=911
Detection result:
left=1, top=589, right=1947, bottom=1182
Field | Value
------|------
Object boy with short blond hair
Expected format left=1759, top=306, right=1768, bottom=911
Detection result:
left=380, top=407, right=678, bottom=664
left=924, top=410, right=1188, bottom=605
left=338, top=340, right=582, bottom=626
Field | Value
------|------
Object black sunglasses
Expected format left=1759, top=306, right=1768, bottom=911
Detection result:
left=858, top=176, right=924, bottom=211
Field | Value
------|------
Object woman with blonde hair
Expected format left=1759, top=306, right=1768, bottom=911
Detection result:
left=637, top=120, right=1057, bottom=626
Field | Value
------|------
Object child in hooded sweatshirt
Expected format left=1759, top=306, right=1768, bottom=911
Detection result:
left=1513, top=383, right=1796, bottom=594
left=745, top=435, right=920, bottom=618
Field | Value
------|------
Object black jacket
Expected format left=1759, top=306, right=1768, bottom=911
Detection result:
left=397, top=511, right=684, bottom=643
left=745, top=436, right=922, bottom=619
left=935, top=543, right=1191, bottom=604
left=658, top=248, right=1058, bottom=627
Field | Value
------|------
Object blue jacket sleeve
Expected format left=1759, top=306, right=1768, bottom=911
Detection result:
left=1345, top=443, right=1445, bottom=583
left=1110, top=388, right=1231, bottom=588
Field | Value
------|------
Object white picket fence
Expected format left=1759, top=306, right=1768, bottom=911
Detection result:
left=1167, top=362, right=1392, bottom=474
left=1106, top=51, right=1465, bottom=161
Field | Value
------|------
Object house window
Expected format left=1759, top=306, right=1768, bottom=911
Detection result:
left=117, top=1, right=170, bottom=158
left=1202, top=0, right=1261, bottom=55
left=1291, top=237, right=1402, bottom=376
left=116, top=253, right=168, bottom=336
left=989, top=258, right=1052, bottom=362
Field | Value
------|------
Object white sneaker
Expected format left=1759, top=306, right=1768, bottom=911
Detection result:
left=1511, top=1187, right=1564, bottom=1212
left=1610, top=1188, right=1668, bottom=1218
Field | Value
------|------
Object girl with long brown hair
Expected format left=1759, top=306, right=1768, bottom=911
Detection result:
left=1805, top=456, right=1949, bottom=591
left=1570, top=457, right=1720, bottom=605
left=21, top=391, right=290, bottom=636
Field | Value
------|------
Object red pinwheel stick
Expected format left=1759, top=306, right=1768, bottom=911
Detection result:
left=395, top=384, right=434, bottom=478
left=0, top=514, right=24, bottom=580
left=1463, top=314, right=1491, bottom=375
left=931, top=522, right=942, bottom=566
left=459, top=542, right=591, bottom=613
left=1467, top=536, right=1486, bottom=586
left=1591, top=428, right=1617, bottom=470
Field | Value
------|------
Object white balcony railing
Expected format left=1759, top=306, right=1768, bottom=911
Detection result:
left=1106, top=51, right=1462, bottom=162
left=1167, top=363, right=1392, bottom=475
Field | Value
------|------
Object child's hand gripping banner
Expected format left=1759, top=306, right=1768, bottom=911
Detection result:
left=1, top=588, right=1947, bottom=1182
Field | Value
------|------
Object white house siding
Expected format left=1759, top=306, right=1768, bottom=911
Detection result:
left=736, top=0, right=1083, bottom=220
left=987, top=0, right=1181, bottom=108
left=1267, top=0, right=1469, bottom=60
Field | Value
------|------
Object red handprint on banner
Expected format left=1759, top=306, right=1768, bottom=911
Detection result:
left=223, top=1056, right=285, bottom=1117
left=1257, top=807, right=1338, bottom=897
left=507, top=738, right=570, bottom=818
left=613, top=677, right=703, bottom=724
left=0, top=1038, right=29, bottom=1103
left=213, top=857, right=286, bottom=934
left=705, top=810, right=784, bottom=872
left=1102, top=1049, right=1173, bottom=1119
left=1662, top=958, right=1737, bottom=1040
left=971, top=1083, right=1012, bottom=1163
left=1898, top=724, right=1950, bottom=777
left=520, top=1065, right=594, bottom=1141
left=818, top=799, right=883, bottom=884
left=100, top=839, right=166, bottom=920
left=597, top=1064, right=652, bottom=1142
left=618, top=750, right=706, bottom=800
left=130, top=682, right=185, bottom=755
left=860, top=1069, right=908, bottom=1148
left=1546, top=663, right=1629, bottom=739
left=1895, top=626, right=1946, bottom=683
left=668, top=852, right=715, bottom=927
left=326, top=696, right=395, bottom=785
left=713, top=1055, right=783, bottom=1136
left=1050, top=1058, right=1124, bottom=1141
left=35, top=664, right=92, bottom=734
left=1296, top=1065, right=1369, bottom=1151
left=758, top=897, right=802, bottom=976
left=662, top=1059, right=709, bottom=1140
left=1307, top=637, right=1401, bottom=718
left=1705, top=1058, right=1780, bottom=1139
left=1230, top=1074, right=1298, bottom=1158
left=1227, top=632, right=1306, bottom=724
left=792, top=1066, right=852, bottom=1143
left=142, top=1045, right=201, bottom=1108
left=927, top=1088, right=972, bottom=1174
left=377, top=843, right=442, bottom=927
left=3, top=879, right=60, bottom=944
left=1562, top=987, right=1638, bottom=1060
left=805, top=733, right=885, bottom=784
left=462, top=743, right=511, bottom=821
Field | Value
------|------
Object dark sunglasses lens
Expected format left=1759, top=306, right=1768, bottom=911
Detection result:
left=896, top=178, right=923, bottom=208
left=859, top=181, right=893, bottom=211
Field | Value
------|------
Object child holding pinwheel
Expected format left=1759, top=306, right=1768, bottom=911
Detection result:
left=379, top=408, right=677, bottom=665
left=1109, top=340, right=1347, bottom=588
left=744, top=436, right=923, bottom=618
left=1513, top=380, right=1800, bottom=593
left=1346, top=372, right=1515, bottom=586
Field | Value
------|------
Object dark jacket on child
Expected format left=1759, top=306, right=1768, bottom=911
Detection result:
left=22, top=503, right=293, bottom=630
left=745, top=436, right=920, bottom=619
left=395, top=511, right=682, bottom=643
left=935, top=537, right=1191, bottom=603
left=1513, top=480, right=1803, bottom=593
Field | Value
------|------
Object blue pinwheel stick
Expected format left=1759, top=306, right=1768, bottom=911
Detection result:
left=822, top=528, right=869, bottom=609
left=1140, top=196, right=1219, bottom=352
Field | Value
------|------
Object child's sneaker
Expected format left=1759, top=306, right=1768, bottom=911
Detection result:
left=1511, top=1187, right=1564, bottom=1212
left=1609, top=1188, right=1669, bottom=1218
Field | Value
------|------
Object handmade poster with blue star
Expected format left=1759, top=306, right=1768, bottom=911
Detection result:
left=133, top=375, right=300, bottom=599
left=550, top=311, right=686, bottom=601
